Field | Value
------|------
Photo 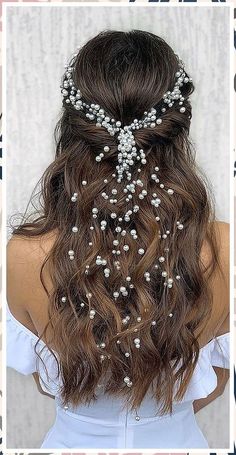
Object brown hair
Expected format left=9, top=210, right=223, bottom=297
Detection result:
left=13, top=30, right=219, bottom=415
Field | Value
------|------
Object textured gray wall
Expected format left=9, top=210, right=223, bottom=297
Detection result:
left=6, top=5, right=230, bottom=449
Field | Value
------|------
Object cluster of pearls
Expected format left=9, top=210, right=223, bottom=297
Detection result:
left=177, top=221, right=184, bottom=230
left=124, top=376, right=133, bottom=387
left=61, top=56, right=191, bottom=183
left=96, top=146, right=110, bottom=162
left=134, top=338, right=141, bottom=349
left=104, top=267, right=110, bottom=278
left=71, top=192, right=78, bottom=202
left=122, top=315, right=131, bottom=325
left=60, top=51, right=191, bottom=420
left=163, top=60, right=192, bottom=111
left=89, top=309, right=96, bottom=319
left=96, top=255, right=107, bottom=266
left=68, top=249, right=75, bottom=261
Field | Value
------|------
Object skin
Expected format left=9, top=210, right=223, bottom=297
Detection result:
left=7, top=221, right=230, bottom=411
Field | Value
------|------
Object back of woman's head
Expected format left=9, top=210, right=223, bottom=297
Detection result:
left=14, top=30, right=219, bottom=415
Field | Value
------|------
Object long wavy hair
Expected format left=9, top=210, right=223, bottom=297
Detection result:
left=12, top=30, right=220, bottom=415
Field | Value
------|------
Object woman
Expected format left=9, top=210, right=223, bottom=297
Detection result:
left=7, top=30, right=229, bottom=449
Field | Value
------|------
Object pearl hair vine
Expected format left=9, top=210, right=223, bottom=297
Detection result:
left=61, top=54, right=192, bottom=183
left=60, top=49, right=192, bottom=419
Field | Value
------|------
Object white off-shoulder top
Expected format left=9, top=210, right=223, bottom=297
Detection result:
left=6, top=303, right=230, bottom=449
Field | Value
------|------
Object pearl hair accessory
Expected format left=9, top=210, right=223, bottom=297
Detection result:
left=60, top=49, right=191, bottom=421
left=62, top=55, right=191, bottom=184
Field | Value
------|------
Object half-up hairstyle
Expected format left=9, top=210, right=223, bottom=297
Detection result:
left=13, top=30, right=220, bottom=416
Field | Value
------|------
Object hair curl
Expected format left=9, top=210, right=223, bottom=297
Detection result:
left=13, top=30, right=220, bottom=415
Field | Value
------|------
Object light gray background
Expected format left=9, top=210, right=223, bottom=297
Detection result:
left=6, top=5, right=230, bottom=449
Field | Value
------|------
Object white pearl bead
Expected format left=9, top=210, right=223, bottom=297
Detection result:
left=123, top=245, right=129, bottom=251
left=125, top=352, right=130, bottom=357
left=104, top=146, right=110, bottom=152
left=124, top=376, right=130, bottom=383
left=138, top=248, right=144, bottom=255
left=176, top=275, right=181, bottom=280
left=159, top=256, right=165, bottom=262
left=156, top=118, right=162, bottom=124
left=72, top=226, right=78, bottom=233
left=167, top=189, right=174, bottom=195
left=61, top=296, right=67, bottom=303
left=82, top=180, right=87, bottom=186
left=151, top=321, right=157, bottom=326
left=180, top=107, right=186, bottom=113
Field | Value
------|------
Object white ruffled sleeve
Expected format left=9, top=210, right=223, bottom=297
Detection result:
left=6, top=304, right=44, bottom=375
left=172, top=331, right=230, bottom=403
left=210, top=332, right=230, bottom=369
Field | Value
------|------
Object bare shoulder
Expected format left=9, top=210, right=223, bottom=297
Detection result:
left=7, top=228, right=57, bottom=262
left=212, top=220, right=229, bottom=265
left=200, top=220, right=229, bottom=339
left=201, top=220, right=229, bottom=267
left=7, top=229, right=57, bottom=332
